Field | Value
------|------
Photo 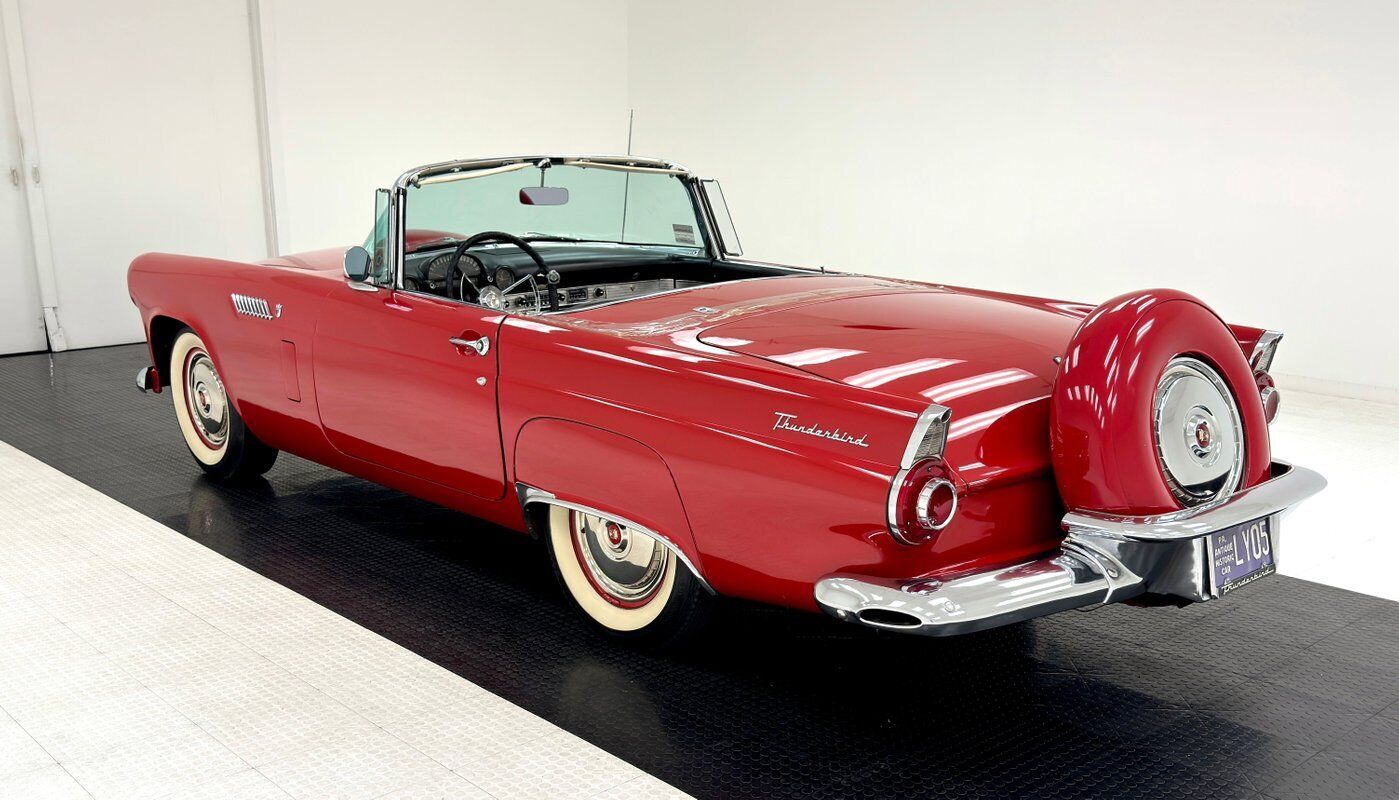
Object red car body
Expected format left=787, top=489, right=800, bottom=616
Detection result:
left=127, top=154, right=1323, bottom=635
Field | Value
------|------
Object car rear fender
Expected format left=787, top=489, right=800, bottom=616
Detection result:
left=512, top=418, right=706, bottom=583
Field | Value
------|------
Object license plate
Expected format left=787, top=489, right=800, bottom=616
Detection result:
left=1210, top=516, right=1276, bottom=596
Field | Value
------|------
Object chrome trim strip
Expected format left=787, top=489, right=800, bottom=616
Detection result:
left=1250, top=330, right=1284, bottom=372
left=394, top=154, right=689, bottom=192
left=516, top=484, right=715, bottom=594
left=1061, top=461, right=1325, bottom=542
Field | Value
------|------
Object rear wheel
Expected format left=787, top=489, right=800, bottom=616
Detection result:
left=545, top=505, right=711, bottom=646
left=168, top=328, right=278, bottom=480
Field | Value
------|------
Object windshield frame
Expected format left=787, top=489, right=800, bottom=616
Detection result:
left=383, top=155, right=723, bottom=293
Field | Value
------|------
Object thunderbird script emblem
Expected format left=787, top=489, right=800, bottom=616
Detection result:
left=772, top=412, right=869, bottom=448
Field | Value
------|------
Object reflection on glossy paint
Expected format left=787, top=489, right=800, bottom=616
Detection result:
left=630, top=345, right=712, bottom=364
left=668, top=328, right=734, bottom=355
left=699, top=371, right=808, bottom=397
left=844, top=358, right=960, bottom=389
left=921, top=368, right=1038, bottom=404
left=559, top=345, right=670, bottom=372
left=947, top=398, right=1043, bottom=442
left=768, top=348, right=864, bottom=367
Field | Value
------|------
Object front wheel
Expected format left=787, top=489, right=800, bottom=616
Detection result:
left=168, top=328, right=278, bottom=481
left=545, top=505, right=711, bottom=646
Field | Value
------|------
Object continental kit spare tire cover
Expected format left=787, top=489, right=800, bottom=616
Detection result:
left=1049, top=289, right=1271, bottom=516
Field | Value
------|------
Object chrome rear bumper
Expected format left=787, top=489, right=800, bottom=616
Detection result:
left=815, top=461, right=1325, bottom=636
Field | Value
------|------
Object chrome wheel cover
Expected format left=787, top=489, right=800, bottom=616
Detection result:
left=571, top=512, right=668, bottom=604
left=184, top=350, right=229, bottom=448
left=1153, top=357, right=1243, bottom=505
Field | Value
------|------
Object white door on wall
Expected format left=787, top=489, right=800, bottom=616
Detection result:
left=0, top=14, right=45, bottom=355
left=10, top=0, right=266, bottom=350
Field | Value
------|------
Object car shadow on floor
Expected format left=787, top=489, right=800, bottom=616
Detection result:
left=2, top=345, right=1396, bottom=799
left=176, top=472, right=1373, bottom=799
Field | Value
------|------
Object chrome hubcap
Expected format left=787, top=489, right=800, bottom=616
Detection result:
left=571, top=512, right=668, bottom=603
left=1154, top=357, right=1243, bottom=505
left=185, top=352, right=229, bottom=448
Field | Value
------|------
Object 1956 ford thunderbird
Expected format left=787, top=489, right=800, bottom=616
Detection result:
left=127, top=154, right=1325, bottom=644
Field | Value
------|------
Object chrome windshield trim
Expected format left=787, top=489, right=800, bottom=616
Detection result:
left=516, top=483, right=714, bottom=594
left=394, top=154, right=690, bottom=191
left=1062, top=461, right=1325, bottom=542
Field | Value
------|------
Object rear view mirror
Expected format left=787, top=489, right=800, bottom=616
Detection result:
left=343, top=246, right=372, bottom=281
left=520, top=186, right=569, bottom=206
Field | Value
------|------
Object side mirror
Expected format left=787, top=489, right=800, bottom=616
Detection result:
left=343, top=246, right=372, bottom=281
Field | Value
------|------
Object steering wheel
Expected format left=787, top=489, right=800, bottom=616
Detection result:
left=447, top=231, right=558, bottom=311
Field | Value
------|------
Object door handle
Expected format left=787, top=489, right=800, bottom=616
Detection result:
left=449, top=336, right=490, bottom=356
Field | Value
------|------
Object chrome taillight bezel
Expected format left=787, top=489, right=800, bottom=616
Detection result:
left=887, top=403, right=957, bottom=544
left=1250, top=330, right=1283, bottom=424
left=1250, top=330, right=1283, bottom=374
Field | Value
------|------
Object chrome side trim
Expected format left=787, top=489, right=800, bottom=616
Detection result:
left=516, top=484, right=715, bottom=595
left=1250, top=330, right=1284, bottom=372
left=1061, top=461, right=1325, bottom=542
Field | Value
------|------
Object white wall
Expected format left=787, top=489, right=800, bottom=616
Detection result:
left=262, top=0, right=631, bottom=253
left=1, top=0, right=630, bottom=350
left=3, top=0, right=1394, bottom=397
left=11, top=0, right=267, bottom=350
left=628, top=0, right=1399, bottom=395
left=0, top=5, right=46, bottom=355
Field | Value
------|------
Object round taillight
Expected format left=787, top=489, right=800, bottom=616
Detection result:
left=888, top=458, right=959, bottom=545
left=1256, top=372, right=1280, bottom=423
left=916, top=479, right=958, bottom=531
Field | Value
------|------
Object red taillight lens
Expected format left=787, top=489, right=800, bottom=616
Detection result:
left=888, top=458, right=959, bottom=545
left=1255, top=371, right=1280, bottom=423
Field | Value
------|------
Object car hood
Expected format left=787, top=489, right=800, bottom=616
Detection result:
left=694, top=282, right=1094, bottom=485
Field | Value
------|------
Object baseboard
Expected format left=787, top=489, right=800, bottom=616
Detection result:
left=1275, top=373, right=1399, bottom=405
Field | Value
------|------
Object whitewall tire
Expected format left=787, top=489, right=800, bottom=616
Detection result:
left=168, top=328, right=278, bottom=480
left=545, top=505, right=711, bottom=645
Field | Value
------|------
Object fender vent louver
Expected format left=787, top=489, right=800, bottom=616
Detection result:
left=231, top=293, right=275, bottom=320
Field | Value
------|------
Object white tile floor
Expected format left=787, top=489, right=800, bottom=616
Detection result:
left=0, top=387, right=1391, bottom=799
left=0, top=441, right=687, bottom=800
left=1271, top=390, right=1399, bottom=601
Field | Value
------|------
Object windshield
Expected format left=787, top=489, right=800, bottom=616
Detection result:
left=404, top=163, right=706, bottom=249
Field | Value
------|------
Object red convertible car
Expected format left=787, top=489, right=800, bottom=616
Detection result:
left=128, top=154, right=1324, bottom=644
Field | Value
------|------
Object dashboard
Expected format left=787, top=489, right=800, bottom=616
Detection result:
left=401, top=243, right=709, bottom=313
